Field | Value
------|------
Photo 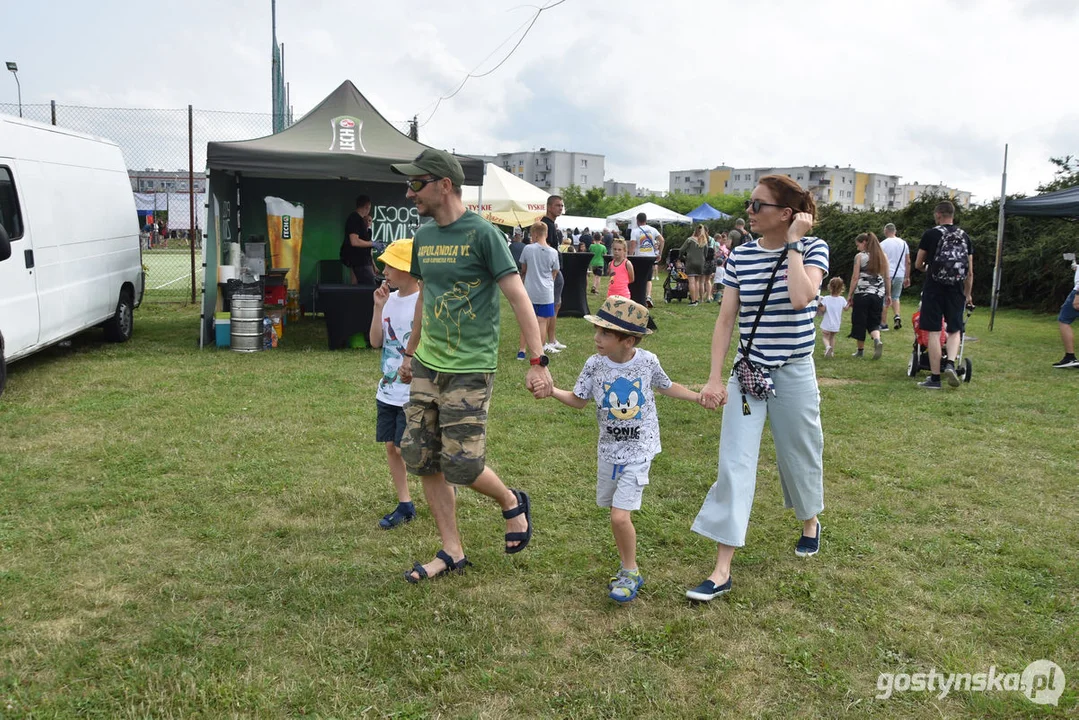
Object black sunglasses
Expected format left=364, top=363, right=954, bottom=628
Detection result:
left=744, top=199, right=788, bottom=213
left=406, top=176, right=441, bottom=192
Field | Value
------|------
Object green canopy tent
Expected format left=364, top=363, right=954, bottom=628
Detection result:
left=200, top=80, right=484, bottom=347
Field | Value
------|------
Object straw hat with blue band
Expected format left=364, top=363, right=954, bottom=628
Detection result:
left=584, top=296, right=653, bottom=337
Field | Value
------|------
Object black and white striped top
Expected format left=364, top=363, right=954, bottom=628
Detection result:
left=722, top=237, right=830, bottom=367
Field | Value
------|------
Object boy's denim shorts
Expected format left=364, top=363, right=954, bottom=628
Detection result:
left=376, top=400, right=406, bottom=446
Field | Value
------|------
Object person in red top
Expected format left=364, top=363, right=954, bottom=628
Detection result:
left=607, top=238, right=635, bottom=298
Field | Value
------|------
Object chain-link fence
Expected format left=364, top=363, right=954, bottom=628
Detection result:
left=0, top=102, right=278, bottom=302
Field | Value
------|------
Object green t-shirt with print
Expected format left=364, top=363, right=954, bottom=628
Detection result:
left=409, top=210, right=518, bottom=373
left=589, top=242, right=606, bottom=268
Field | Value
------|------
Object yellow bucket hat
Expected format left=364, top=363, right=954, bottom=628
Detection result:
left=584, top=295, right=653, bottom=336
left=378, top=238, right=413, bottom=272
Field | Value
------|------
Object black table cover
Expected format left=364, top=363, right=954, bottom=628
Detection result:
left=318, top=284, right=375, bottom=350
left=557, top=252, right=594, bottom=318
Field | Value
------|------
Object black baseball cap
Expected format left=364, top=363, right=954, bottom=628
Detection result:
left=390, top=148, right=465, bottom=186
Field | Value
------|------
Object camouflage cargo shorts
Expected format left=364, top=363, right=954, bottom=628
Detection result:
left=401, top=360, right=495, bottom=486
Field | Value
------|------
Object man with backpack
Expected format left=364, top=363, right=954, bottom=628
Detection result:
left=914, top=201, right=974, bottom=389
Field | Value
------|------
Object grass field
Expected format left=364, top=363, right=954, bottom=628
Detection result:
left=0, top=288, right=1076, bottom=718
left=143, top=249, right=201, bottom=302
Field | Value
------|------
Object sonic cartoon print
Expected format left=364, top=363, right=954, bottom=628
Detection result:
left=603, top=377, right=645, bottom=421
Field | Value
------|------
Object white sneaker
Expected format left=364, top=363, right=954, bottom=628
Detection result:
left=543, top=343, right=561, bottom=354
left=824, top=345, right=834, bottom=358
left=551, top=340, right=567, bottom=350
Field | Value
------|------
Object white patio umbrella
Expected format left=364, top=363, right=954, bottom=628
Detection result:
left=461, top=163, right=550, bottom=227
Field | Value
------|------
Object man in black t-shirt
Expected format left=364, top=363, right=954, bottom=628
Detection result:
left=341, top=194, right=376, bottom=285
left=914, top=200, right=974, bottom=389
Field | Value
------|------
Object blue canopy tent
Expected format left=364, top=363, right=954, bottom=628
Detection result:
left=686, top=202, right=732, bottom=221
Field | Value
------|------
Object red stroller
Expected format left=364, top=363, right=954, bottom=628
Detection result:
left=907, top=308, right=973, bottom=382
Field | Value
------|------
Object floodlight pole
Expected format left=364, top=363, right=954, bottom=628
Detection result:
left=989, top=144, right=1008, bottom=332
left=5, top=62, right=20, bottom=117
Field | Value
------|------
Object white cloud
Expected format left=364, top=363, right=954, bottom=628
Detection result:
left=3, top=0, right=1078, bottom=201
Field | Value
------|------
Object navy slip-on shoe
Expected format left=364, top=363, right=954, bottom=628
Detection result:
left=795, top=522, right=821, bottom=557
left=686, top=576, right=732, bottom=602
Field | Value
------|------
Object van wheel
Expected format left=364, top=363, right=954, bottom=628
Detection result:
left=0, top=351, right=6, bottom=397
left=104, top=290, right=134, bottom=342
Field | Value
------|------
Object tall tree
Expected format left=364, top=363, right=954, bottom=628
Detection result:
left=1036, top=155, right=1078, bottom=193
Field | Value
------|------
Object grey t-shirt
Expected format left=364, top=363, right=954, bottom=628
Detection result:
left=520, top=243, right=559, bottom=304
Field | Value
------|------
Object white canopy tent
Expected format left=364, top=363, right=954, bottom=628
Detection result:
left=606, top=201, right=693, bottom=226
left=461, top=163, right=549, bottom=227
left=556, top=214, right=611, bottom=232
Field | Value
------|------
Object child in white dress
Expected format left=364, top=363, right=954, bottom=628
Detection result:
left=817, top=277, right=847, bottom=358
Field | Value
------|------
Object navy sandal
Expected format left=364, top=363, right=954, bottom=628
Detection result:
left=379, top=502, right=415, bottom=530
left=404, top=549, right=470, bottom=583
left=503, top=488, right=532, bottom=555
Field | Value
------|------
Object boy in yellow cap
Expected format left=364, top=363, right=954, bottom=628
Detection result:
left=369, top=238, right=421, bottom=529
left=540, top=296, right=710, bottom=602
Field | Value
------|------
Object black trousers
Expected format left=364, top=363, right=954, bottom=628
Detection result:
left=849, top=293, right=884, bottom=341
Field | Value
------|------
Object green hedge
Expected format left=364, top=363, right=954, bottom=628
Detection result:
left=812, top=195, right=1079, bottom=312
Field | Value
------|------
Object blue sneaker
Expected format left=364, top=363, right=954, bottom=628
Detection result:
left=795, top=522, right=821, bottom=557
left=379, top=502, right=415, bottom=530
left=516, top=350, right=526, bottom=360
left=608, top=568, right=643, bottom=603
left=685, top=576, right=732, bottom=602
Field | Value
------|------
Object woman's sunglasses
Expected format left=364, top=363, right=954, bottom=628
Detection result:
left=744, top=199, right=788, bottom=213
left=406, top=177, right=441, bottom=192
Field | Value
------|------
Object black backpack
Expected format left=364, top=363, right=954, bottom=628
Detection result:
left=930, top=225, right=970, bottom=286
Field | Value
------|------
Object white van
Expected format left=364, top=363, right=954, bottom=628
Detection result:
left=0, top=115, right=144, bottom=396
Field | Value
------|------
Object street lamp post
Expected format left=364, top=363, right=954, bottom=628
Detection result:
left=5, top=62, right=21, bottom=118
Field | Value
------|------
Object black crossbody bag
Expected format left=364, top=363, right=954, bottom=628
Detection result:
left=732, top=249, right=788, bottom=416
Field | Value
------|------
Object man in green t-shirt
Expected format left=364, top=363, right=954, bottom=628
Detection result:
left=393, top=148, right=552, bottom=583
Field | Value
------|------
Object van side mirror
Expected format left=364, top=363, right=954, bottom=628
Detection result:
left=0, top=222, right=11, bottom=262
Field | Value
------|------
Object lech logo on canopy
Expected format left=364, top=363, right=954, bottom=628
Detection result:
left=330, top=116, right=366, bottom=153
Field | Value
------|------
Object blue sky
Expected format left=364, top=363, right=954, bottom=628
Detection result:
left=3, top=0, right=1078, bottom=201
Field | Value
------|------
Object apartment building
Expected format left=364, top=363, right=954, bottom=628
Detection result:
left=669, top=166, right=737, bottom=196
left=128, top=169, right=206, bottom=194
left=494, top=149, right=605, bottom=194
left=894, top=182, right=972, bottom=210
left=669, top=164, right=910, bottom=211
left=604, top=180, right=637, bottom=197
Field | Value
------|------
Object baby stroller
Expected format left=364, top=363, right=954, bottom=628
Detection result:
left=907, top=306, right=973, bottom=382
left=663, top=248, right=690, bottom=303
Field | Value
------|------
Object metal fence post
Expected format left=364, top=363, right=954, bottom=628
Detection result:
left=50, top=100, right=56, bottom=126
left=189, top=104, right=196, bottom=304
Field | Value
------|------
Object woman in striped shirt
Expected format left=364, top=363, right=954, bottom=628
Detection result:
left=686, top=175, right=830, bottom=602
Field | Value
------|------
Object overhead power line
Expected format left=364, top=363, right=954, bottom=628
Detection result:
left=418, top=0, right=568, bottom=129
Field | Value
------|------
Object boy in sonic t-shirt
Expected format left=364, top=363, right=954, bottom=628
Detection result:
left=538, top=296, right=709, bottom=603
left=369, top=238, right=420, bottom=529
